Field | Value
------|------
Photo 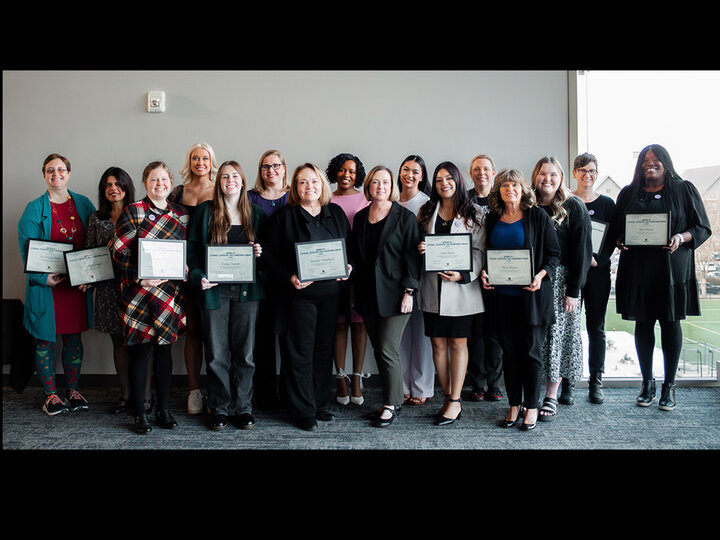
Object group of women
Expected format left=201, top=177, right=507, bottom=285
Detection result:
left=17, top=143, right=711, bottom=435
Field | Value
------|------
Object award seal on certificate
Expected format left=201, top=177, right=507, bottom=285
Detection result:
left=485, top=247, right=534, bottom=286
left=423, top=233, right=472, bottom=272
left=24, top=238, right=75, bottom=274
left=64, top=246, right=116, bottom=286
left=624, top=212, right=670, bottom=247
left=205, top=244, right=256, bottom=283
left=137, top=238, right=186, bottom=280
left=295, top=238, right=349, bottom=283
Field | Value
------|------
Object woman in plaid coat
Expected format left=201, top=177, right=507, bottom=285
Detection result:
left=112, top=161, right=189, bottom=434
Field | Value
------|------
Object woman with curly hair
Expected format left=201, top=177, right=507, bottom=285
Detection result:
left=326, top=153, right=371, bottom=406
left=417, top=161, right=486, bottom=426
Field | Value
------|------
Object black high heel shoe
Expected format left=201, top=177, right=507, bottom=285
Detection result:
left=498, top=406, right=524, bottom=428
left=435, top=398, right=462, bottom=426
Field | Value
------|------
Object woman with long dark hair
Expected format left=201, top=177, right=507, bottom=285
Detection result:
left=188, top=161, right=266, bottom=430
left=612, top=144, right=711, bottom=410
left=417, top=161, right=485, bottom=426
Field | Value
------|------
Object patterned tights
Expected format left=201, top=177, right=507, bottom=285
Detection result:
left=34, top=333, right=84, bottom=395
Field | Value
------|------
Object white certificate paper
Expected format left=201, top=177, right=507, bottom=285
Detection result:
left=424, top=233, right=472, bottom=272
left=206, top=244, right=255, bottom=283
left=64, top=246, right=116, bottom=286
left=137, top=238, right=186, bottom=280
left=590, top=219, right=608, bottom=255
left=24, top=238, right=74, bottom=274
left=486, top=248, right=533, bottom=286
left=625, top=212, right=670, bottom=246
left=295, top=239, right=348, bottom=282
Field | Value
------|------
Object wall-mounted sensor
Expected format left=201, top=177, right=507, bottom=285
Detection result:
left=147, top=91, right=166, bottom=113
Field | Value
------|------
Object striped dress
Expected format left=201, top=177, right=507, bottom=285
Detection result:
left=112, top=197, right=189, bottom=346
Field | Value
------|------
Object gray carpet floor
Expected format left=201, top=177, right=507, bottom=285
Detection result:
left=3, top=382, right=719, bottom=451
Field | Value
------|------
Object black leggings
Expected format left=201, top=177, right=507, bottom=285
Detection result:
left=634, top=320, right=682, bottom=384
left=128, top=342, right=173, bottom=415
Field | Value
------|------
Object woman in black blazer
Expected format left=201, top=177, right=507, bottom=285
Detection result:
left=261, top=163, right=352, bottom=431
left=350, top=166, right=421, bottom=427
left=481, top=169, right=561, bottom=431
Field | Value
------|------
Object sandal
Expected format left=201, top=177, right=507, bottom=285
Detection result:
left=112, top=396, right=129, bottom=415
left=538, top=397, right=558, bottom=422
left=409, top=396, right=427, bottom=405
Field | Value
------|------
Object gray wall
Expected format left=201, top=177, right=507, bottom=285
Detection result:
left=3, top=70, right=570, bottom=375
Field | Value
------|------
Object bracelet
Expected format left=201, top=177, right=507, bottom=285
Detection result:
left=674, top=233, right=684, bottom=245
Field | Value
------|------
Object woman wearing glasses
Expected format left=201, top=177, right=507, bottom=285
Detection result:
left=571, top=153, right=616, bottom=404
left=248, top=150, right=290, bottom=408
left=18, top=153, right=96, bottom=416
left=169, top=142, right=219, bottom=415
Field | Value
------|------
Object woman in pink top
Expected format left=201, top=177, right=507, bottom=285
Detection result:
left=327, top=153, right=370, bottom=405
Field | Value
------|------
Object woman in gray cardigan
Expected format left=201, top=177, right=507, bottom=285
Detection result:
left=187, top=160, right=266, bottom=431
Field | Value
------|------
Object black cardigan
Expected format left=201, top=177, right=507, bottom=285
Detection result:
left=484, top=205, right=561, bottom=327
left=349, top=201, right=421, bottom=319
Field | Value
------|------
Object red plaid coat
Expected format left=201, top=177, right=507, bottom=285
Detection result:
left=112, top=197, right=189, bottom=346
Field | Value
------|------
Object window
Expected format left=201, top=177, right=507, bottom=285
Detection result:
left=573, top=70, right=720, bottom=381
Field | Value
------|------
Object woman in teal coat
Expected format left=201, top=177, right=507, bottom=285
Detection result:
left=17, top=153, right=96, bottom=416
left=187, top=160, right=266, bottom=430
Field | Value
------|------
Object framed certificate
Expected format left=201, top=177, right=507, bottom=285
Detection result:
left=625, top=212, right=670, bottom=247
left=424, top=233, right=473, bottom=272
left=24, top=238, right=74, bottom=274
left=206, top=244, right=255, bottom=283
left=64, top=246, right=116, bottom=286
left=295, top=238, right=349, bottom=283
left=486, top=247, right=534, bottom=287
left=590, top=219, right=609, bottom=255
left=137, top=238, right=186, bottom=280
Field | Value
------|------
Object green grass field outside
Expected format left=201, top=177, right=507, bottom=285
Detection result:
left=596, top=299, right=720, bottom=350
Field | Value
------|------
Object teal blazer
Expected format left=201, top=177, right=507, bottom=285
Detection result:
left=187, top=199, right=267, bottom=310
left=17, top=190, right=96, bottom=342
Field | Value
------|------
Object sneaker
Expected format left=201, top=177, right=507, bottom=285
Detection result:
left=188, top=389, right=204, bottom=415
left=65, top=389, right=89, bottom=411
left=42, top=393, right=69, bottom=416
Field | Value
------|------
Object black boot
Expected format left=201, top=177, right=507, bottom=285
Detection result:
left=636, top=378, right=656, bottom=407
left=134, top=414, right=152, bottom=434
left=658, top=382, right=676, bottom=411
left=588, top=372, right=604, bottom=404
left=558, top=378, right=575, bottom=405
left=155, top=409, right=178, bottom=429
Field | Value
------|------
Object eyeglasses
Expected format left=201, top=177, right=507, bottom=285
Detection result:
left=45, top=167, right=68, bottom=174
left=575, top=168, right=597, bottom=176
left=261, top=163, right=283, bottom=171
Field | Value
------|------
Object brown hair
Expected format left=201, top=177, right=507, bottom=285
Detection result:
left=210, top=161, right=255, bottom=244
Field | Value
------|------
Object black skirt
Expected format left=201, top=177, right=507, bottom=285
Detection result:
left=422, top=311, right=474, bottom=338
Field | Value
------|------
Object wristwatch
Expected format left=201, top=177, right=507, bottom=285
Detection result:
left=404, top=288, right=416, bottom=297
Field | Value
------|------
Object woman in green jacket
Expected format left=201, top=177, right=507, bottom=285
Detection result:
left=187, top=160, right=266, bottom=431
left=17, top=153, right=96, bottom=416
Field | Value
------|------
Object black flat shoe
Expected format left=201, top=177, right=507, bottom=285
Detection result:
left=295, top=418, right=318, bottom=431
left=236, top=413, right=256, bottom=429
left=134, top=414, right=152, bottom=434
left=435, top=398, right=462, bottom=426
left=155, top=409, right=178, bottom=429
left=374, top=406, right=396, bottom=428
left=211, top=414, right=228, bottom=431
left=315, top=411, right=335, bottom=422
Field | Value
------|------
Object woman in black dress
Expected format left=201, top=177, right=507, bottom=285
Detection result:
left=612, top=144, right=711, bottom=410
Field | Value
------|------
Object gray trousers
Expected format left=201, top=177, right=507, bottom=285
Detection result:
left=201, top=286, right=259, bottom=416
left=364, top=311, right=411, bottom=407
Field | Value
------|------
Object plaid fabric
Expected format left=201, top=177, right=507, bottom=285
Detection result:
left=112, top=198, right=188, bottom=346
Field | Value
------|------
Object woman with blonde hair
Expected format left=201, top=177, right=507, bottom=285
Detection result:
left=262, top=163, right=352, bottom=431
left=531, top=156, right=592, bottom=421
left=169, top=141, right=219, bottom=415
left=187, top=160, right=266, bottom=430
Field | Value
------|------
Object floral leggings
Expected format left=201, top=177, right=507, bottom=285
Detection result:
left=35, top=333, right=83, bottom=395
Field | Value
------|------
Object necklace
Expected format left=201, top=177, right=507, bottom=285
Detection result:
left=50, top=194, right=77, bottom=241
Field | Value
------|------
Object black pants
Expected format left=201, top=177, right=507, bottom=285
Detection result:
left=252, top=288, right=281, bottom=404
left=495, top=294, right=545, bottom=409
left=581, top=265, right=611, bottom=374
left=467, top=312, right=503, bottom=393
left=128, top=342, right=172, bottom=415
left=634, top=319, right=682, bottom=384
left=279, top=287, right=339, bottom=421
